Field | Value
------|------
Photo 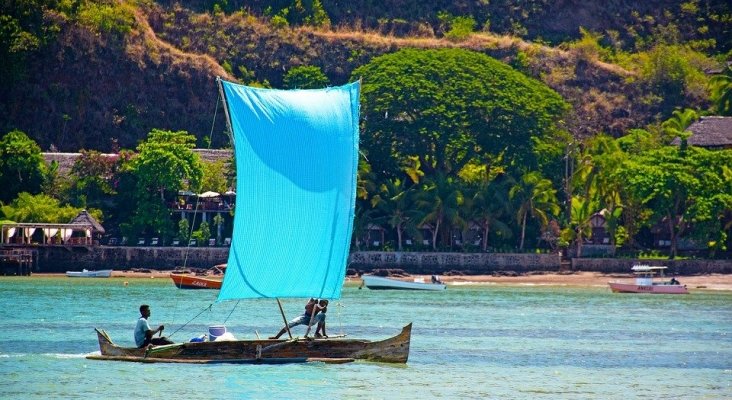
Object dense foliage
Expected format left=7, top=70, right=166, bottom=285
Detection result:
left=353, top=48, right=569, bottom=180
left=1, top=1, right=731, bottom=257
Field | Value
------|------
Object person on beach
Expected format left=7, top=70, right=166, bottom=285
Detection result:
left=134, top=304, right=174, bottom=348
left=270, top=298, right=328, bottom=339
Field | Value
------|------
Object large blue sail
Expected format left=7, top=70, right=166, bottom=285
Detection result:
left=217, top=80, right=360, bottom=301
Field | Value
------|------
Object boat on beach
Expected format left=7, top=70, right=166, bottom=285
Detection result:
left=608, top=265, right=688, bottom=294
left=90, top=79, right=411, bottom=364
left=66, top=269, right=112, bottom=278
left=169, top=264, right=225, bottom=289
left=362, top=275, right=446, bottom=291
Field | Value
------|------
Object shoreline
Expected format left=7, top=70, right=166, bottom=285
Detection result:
left=26, top=270, right=732, bottom=291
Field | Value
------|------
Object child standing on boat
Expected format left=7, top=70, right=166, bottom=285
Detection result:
left=270, top=298, right=328, bottom=339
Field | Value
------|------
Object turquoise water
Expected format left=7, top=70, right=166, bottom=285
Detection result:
left=1, top=277, right=730, bottom=399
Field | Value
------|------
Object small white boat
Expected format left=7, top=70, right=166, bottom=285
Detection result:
left=362, top=275, right=446, bottom=291
left=608, top=265, right=688, bottom=294
left=66, top=269, right=113, bottom=278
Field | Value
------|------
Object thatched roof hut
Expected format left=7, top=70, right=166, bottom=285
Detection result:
left=672, top=116, right=732, bottom=149
left=69, top=210, right=105, bottom=237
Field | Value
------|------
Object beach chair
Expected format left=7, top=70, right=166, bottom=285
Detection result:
left=209, top=238, right=216, bottom=246
left=224, top=237, right=231, bottom=246
left=137, top=238, right=146, bottom=246
left=108, top=237, right=118, bottom=246
left=151, top=237, right=159, bottom=246
left=189, top=238, right=197, bottom=247
left=172, top=238, right=180, bottom=246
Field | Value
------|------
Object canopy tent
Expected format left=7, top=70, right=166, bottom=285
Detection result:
left=198, top=191, right=221, bottom=198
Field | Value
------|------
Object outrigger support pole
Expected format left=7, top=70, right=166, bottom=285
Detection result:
left=276, top=298, right=293, bottom=339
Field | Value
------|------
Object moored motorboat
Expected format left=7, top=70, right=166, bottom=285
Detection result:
left=169, top=264, right=225, bottom=289
left=66, top=269, right=112, bottom=278
left=169, top=273, right=222, bottom=289
left=608, top=265, right=688, bottom=294
left=362, top=275, right=446, bottom=291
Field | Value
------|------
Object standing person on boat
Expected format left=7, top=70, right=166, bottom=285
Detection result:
left=134, top=304, right=174, bottom=348
left=270, top=298, right=328, bottom=339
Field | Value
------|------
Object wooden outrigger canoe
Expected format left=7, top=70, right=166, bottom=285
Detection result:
left=87, top=324, right=412, bottom=364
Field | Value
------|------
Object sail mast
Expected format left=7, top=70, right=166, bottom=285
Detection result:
left=216, top=77, right=235, bottom=150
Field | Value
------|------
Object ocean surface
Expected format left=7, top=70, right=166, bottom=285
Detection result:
left=1, top=276, right=730, bottom=399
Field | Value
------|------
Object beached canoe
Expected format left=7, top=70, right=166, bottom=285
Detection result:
left=66, top=269, right=112, bottom=278
left=88, top=324, right=411, bottom=364
left=362, top=275, right=446, bottom=291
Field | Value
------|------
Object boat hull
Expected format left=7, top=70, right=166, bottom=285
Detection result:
left=170, top=273, right=222, bottom=289
left=88, top=324, right=411, bottom=364
left=608, top=282, right=688, bottom=294
left=362, top=275, right=446, bottom=291
left=66, top=269, right=112, bottom=278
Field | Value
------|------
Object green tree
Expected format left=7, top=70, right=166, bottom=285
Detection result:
left=125, top=129, right=203, bottom=239
left=463, top=178, right=512, bottom=251
left=352, top=48, right=568, bottom=181
left=661, top=108, right=698, bottom=148
left=414, top=173, right=464, bottom=250
left=283, top=65, right=329, bottom=89
left=66, top=149, right=120, bottom=211
left=709, top=64, right=732, bottom=115
left=178, top=218, right=191, bottom=243
left=0, top=192, right=91, bottom=223
left=200, top=159, right=229, bottom=194
left=371, top=178, right=421, bottom=251
left=611, top=146, right=732, bottom=258
left=437, top=12, right=476, bottom=41
left=192, top=220, right=211, bottom=246
left=0, top=130, right=45, bottom=203
left=509, top=171, right=560, bottom=250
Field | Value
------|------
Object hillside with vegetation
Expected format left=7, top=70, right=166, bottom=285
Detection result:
left=2, top=0, right=730, bottom=150
left=1, top=0, right=732, bottom=258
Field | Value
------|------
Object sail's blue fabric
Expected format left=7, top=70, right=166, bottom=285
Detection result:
left=217, top=80, right=360, bottom=301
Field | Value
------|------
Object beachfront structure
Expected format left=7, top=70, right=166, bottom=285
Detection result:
left=0, top=222, right=97, bottom=246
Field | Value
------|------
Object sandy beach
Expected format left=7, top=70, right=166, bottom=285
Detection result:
left=32, top=270, right=732, bottom=291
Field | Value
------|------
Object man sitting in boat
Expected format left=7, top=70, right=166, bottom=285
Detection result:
left=669, top=277, right=680, bottom=285
left=134, top=304, right=175, bottom=348
left=270, top=298, right=328, bottom=339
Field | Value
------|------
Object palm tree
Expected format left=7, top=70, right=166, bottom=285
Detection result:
left=351, top=203, right=375, bottom=251
left=371, top=178, right=421, bottom=251
left=568, top=196, right=597, bottom=257
left=414, top=173, right=464, bottom=250
left=709, top=64, right=732, bottom=116
left=661, top=108, right=698, bottom=151
left=509, top=171, right=560, bottom=250
left=464, top=179, right=512, bottom=251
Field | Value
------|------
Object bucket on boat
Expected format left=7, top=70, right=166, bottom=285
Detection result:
left=208, top=325, right=227, bottom=341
